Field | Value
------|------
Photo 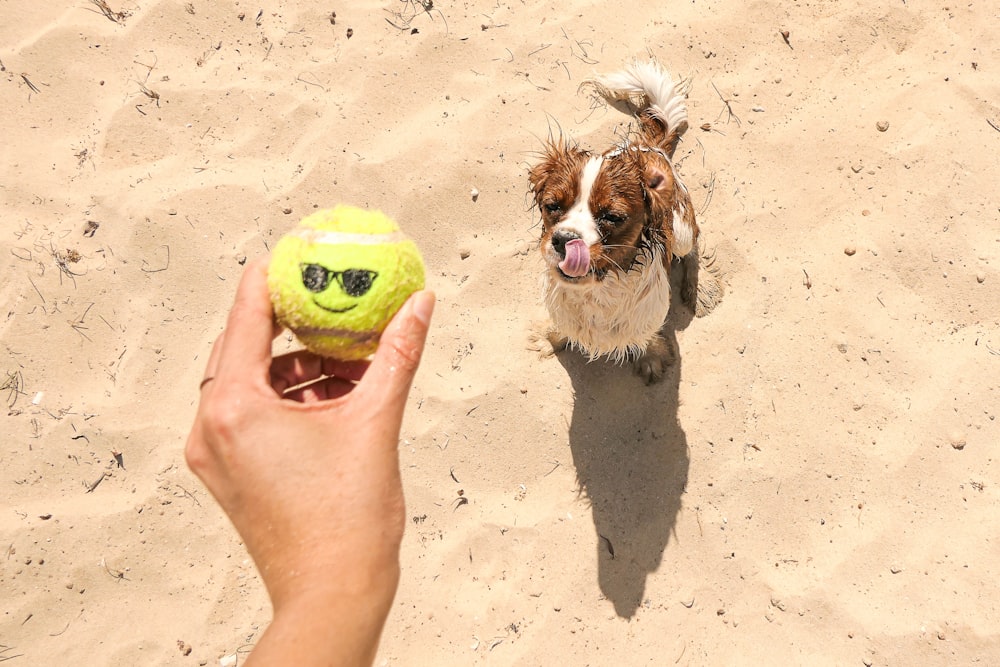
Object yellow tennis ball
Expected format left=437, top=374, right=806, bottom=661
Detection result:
left=267, top=205, right=426, bottom=360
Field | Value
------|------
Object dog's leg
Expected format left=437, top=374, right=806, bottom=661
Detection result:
left=681, top=239, right=724, bottom=317
left=633, top=333, right=676, bottom=384
left=528, top=320, right=569, bottom=359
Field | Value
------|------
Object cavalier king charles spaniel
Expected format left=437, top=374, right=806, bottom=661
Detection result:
left=529, top=60, right=721, bottom=384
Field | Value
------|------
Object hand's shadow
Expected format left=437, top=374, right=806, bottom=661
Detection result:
left=556, top=286, right=694, bottom=618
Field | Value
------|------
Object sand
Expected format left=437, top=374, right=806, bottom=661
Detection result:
left=2, top=0, right=999, bottom=664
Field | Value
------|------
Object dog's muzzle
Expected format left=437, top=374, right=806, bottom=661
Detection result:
left=552, top=230, right=590, bottom=278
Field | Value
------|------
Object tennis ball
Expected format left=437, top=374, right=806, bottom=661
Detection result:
left=267, top=205, right=426, bottom=360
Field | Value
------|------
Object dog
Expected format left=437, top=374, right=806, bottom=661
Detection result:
left=528, top=60, right=720, bottom=384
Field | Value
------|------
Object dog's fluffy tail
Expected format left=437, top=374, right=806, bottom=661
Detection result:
left=583, top=60, right=690, bottom=141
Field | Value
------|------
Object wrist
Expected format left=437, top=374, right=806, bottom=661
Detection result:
left=265, top=546, right=401, bottom=611
left=246, top=565, right=400, bottom=667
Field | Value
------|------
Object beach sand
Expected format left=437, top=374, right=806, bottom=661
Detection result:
left=2, top=1, right=999, bottom=664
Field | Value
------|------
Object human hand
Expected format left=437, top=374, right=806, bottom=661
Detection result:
left=185, top=258, right=434, bottom=666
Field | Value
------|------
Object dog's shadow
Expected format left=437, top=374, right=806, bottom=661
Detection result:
left=555, top=285, right=695, bottom=619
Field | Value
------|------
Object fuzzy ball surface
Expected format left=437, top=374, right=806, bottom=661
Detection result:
left=267, top=206, right=426, bottom=360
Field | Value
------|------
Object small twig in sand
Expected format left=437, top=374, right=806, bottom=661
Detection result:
left=26, top=274, right=46, bottom=305
left=385, top=0, right=448, bottom=34
left=69, top=320, right=92, bottom=343
left=295, top=73, right=328, bottom=91
left=20, top=73, right=40, bottom=94
left=2, top=371, right=26, bottom=408
left=76, top=302, right=95, bottom=323
left=567, top=35, right=598, bottom=65
left=137, top=82, right=160, bottom=107
left=101, top=557, right=129, bottom=581
left=51, top=244, right=83, bottom=287
left=711, top=81, right=741, bottom=127
left=49, top=611, right=83, bottom=637
left=133, top=56, right=158, bottom=80
left=140, top=245, right=170, bottom=273
left=522, top=73, right=550, bottom=91
left=88, top=0, right=129, bottom=24
left=698, top=172, right=716, bottom=215
left=0, top=645, right=25, bottom=662
left=85, top=471, right=108, bottom=493
left=175, top=484, right=201, bottom=506
left=987, top=118, right=1000, bottom=133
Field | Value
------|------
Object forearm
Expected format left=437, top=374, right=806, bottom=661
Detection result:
left=245, top=573, right=399, bottom=667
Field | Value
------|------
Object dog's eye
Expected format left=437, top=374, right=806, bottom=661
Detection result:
left=543, top=202, right=562, bottom=214
left=600, top=212, right=626, bottom=225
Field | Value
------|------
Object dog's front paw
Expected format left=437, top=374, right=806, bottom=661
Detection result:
left=693, top=269, right=724, bottom=317
left=681, top=244, right=725, bottom=317
left=633, top=335, right=676, bottom=384
left=527, top=321, right=568, bottom=359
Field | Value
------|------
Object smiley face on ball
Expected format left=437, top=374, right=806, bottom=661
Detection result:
left=288, top=239, right=411, bottom=333
left=268, top=206, right=426, bottom=360
left=300, top=263, right=378, bottom=314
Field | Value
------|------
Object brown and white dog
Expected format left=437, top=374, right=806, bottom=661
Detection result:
left=528, top=60, right=719, bottom=384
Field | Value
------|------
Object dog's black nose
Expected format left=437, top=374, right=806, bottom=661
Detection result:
left=551, top=229, right=581, bottom=258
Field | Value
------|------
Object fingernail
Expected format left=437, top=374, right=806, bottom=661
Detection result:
left=411, top=290, right=435, bottom=327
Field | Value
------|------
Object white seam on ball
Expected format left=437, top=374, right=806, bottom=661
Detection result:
left=294, top=228, right=409, bottom=245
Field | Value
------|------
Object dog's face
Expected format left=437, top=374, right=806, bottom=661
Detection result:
left=529, top=138, right=680, bottom=286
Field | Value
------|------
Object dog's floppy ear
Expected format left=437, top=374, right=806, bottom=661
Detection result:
left=643, top=157, right=676, bottom=196
left=646, top=164, right=667, bottom=191
left=640, top=156, right=679, bottom=266
left=642, top=158, right=677, bottom=220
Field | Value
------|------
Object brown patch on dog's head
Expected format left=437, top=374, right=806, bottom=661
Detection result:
left=528, top=137, right=591, bottom=222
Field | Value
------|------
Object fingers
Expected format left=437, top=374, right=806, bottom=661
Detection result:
left=215, top=258, right=275, bottom=387
left=270, top=350, right=370, bottom=395
left=282, top=376, right=359, bottom=402
left=355, top=290, right=434, bottom=425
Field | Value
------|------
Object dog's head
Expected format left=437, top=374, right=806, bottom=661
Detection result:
left=529, top=136, right=684, bottom=287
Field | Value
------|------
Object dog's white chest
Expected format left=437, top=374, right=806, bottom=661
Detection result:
left=543, top=249, right=671, bottom=362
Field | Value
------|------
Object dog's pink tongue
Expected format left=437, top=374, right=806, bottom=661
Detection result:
left=559, top=239, right=590, bottom=277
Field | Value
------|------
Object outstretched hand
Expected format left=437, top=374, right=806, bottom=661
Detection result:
left=185, top=257, right=434, bottom=666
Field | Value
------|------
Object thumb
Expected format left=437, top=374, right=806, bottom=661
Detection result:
left=355, top=290, right=435, bottom=422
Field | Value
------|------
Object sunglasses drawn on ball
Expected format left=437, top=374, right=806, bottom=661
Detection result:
left=300, top=263, right=378, bottom=310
